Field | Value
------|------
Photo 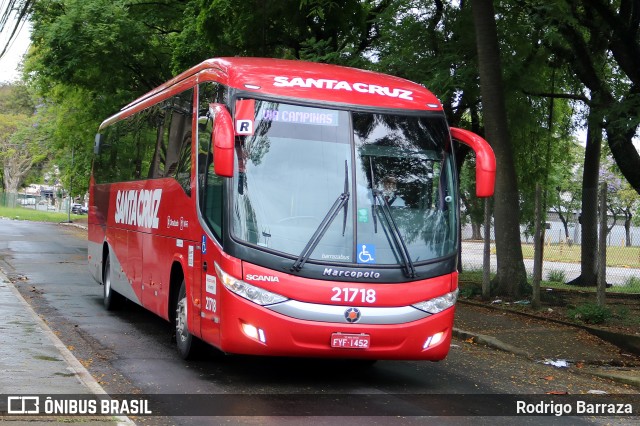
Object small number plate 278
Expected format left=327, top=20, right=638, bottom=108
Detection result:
left=330, top=333, right=370, bottom=349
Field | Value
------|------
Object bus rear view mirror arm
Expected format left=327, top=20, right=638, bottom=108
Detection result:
left=211, top=104, right=234, bottom=177
left=450, top=127, right=496, bottom=198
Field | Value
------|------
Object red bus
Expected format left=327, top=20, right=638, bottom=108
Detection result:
left=88, top=57, right=495, bottom=361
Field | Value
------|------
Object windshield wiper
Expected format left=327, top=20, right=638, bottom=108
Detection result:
left=291, top=161, right=350, bottom=272
left=369, top=159, right=416, bottom=278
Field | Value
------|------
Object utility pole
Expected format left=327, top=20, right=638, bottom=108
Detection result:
left=66, top=146, right=74, bottom=223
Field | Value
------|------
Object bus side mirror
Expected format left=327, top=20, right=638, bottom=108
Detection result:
left=450, top=127, right=496, bottom=197
left=94, top=133, right=104, bottom=155
left=211, top=104, right=234, bottom=177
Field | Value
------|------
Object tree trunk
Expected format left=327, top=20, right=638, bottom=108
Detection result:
left=471, top=0, right=528, bottom=298
left=556, top=209, right=570, bottom=241
left=471, top=222, right=482, bottom=240
left=569, top=111, right=602, bottom=287
left=2, top=159, right=28, bottom=193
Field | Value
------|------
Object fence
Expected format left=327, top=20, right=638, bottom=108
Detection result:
left=0, top=192, right=78, bottom=214
left=461, top=187, right=640, bottom=295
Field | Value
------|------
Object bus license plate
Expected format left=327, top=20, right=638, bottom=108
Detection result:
left=331, top=333, right=370, bottom=349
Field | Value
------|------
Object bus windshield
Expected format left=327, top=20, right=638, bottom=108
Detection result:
left=231, top=100, right=457, bottom=269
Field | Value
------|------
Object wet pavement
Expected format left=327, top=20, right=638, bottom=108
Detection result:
left=0, top=271, right=133, bottom=425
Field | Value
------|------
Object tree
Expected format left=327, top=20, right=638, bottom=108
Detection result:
left=471, top=0, right=528, bottom=297
left=601, top=156, right=640, bottom=246
left=528, top=0, right=640, bottom=195
left=521, top=0, right=613, bottom=287
left=550, top=154, right=583, bottom=243
left=180, top=0, right=392, bottom=68
left=615, top=183, right=639, bottom=247
left=0, top=83, right=46, bottom=193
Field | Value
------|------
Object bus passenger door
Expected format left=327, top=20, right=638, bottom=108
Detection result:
left=199, top=240, right=221, bottom=347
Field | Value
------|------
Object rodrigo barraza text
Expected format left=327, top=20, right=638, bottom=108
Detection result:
left=516, top=400, right=633, bottom=416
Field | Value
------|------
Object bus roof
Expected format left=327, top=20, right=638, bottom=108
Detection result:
left=122, top=57, right=443, bottom=114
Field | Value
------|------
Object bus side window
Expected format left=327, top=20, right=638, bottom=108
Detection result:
left=163, top=88, right=194, bottom=194
left=95, top=110, right=157, bottom=184
left=147, top=105, right=168, bottom=179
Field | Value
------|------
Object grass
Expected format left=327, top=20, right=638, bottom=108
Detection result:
left=540, top=280, right=639, bottom=294
left=0, top=205, right=86, bottom=223
left=624, top=276, right=640, bottom=288
left=521, top=243, right=640, bottom=268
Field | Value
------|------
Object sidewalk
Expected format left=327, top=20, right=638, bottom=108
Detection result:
left=454, top=301, right=640, bottom=388
left=0, top=271, right=133, bottom=424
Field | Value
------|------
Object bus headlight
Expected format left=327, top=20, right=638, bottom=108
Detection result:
left=412, top=288, right=459, bottom=314
left=214, top=262, right=288, bottom=306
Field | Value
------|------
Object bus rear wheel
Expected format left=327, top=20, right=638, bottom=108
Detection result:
left=175, top=279, right=201, bottom=359
left=103, top=254, right=123, bottom=310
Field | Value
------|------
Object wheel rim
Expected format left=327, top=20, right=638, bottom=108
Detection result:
left=176, top=297, right=188, bottom=342
left=104, top=262, right=111, bottom=296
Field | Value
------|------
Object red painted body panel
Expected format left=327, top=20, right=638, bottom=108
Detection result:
left=89, top=178, right=199, bottom=320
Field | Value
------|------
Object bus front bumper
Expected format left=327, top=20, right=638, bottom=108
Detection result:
left=216, top=292, right=455, bottom=361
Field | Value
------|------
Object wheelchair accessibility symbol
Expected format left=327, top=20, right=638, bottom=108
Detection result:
left=357, top=244, right=376, bottom=264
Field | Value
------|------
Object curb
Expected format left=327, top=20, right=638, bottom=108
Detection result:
left=59, top=221, right=88, bottom=230
left=1, top=270, right=135, bottom=425
left=452, top=328, right=531, bottom=358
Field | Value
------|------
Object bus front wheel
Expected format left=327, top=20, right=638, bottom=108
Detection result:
left=175, top=279, right=201, bottom=359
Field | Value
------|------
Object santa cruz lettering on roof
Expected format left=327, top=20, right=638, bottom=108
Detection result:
left=114, top=189, right=162, bottom=229
left=273, top=76, right=414, bottom=101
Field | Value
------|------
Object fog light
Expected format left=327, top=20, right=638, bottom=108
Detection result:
left=242, top=323, right=258, bottom=339
left=423, top=331, right=444, bottom=349
left=242, top=323, right=266, bottom=343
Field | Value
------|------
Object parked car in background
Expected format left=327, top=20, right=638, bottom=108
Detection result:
left=71, top=204, right=88, bottom=214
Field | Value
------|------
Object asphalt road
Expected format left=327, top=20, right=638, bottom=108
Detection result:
left=0, top=219, right=634, bottom=425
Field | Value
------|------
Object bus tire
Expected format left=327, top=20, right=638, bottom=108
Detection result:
left=175, top=279, right=201, bottom=359
left=103, top=254, right=123, bottom=310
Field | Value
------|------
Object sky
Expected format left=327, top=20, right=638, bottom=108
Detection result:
left=0, top=21, right=31, bottom=83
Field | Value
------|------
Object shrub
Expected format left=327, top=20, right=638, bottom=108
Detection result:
left=567, top=303, right=612, bottom=324
left=623, top=276, right=640, bottom=289
left=546, top=269, right=566, bottom=283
